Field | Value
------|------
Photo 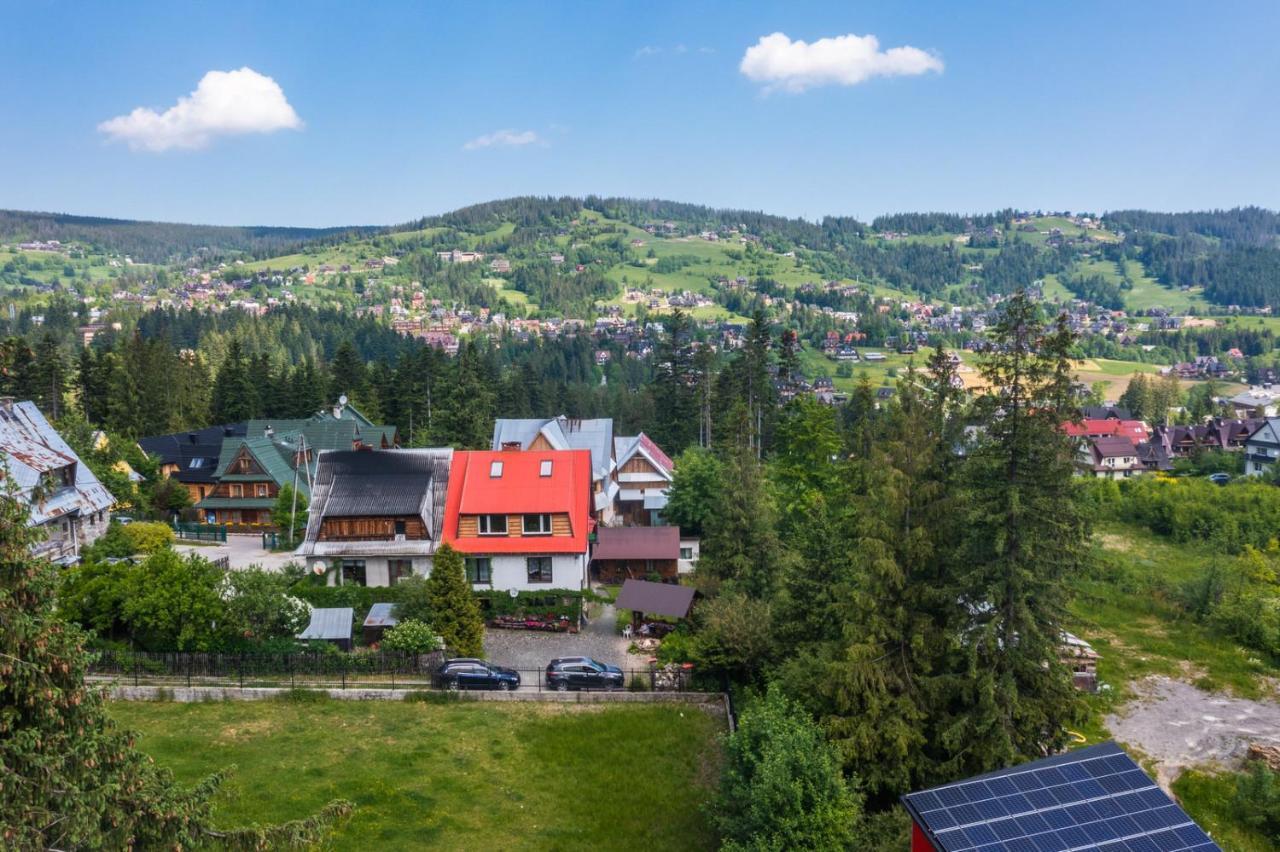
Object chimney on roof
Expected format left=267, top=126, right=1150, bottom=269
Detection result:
left=0, top=397, right=13, bottom=413
left=187, top=432, right=198, bottom=443
left=501, top=441, right=522, bottom=452
left=264, top=425, right=274, bottom=438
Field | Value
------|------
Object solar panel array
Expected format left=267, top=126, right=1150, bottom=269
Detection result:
left=903, top=743, right=1220, bottom=851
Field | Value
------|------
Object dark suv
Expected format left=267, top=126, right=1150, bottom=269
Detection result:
left=433, top=658, right=521, bottom=691
left=545, top=657, right=624, bottom=691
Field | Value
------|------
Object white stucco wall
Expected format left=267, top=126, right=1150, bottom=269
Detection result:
left=320, top=550, right=588, bottom=592
left=468, top=553, right=587, bottom=592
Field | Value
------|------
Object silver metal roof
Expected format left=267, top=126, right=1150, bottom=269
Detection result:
left=297, top=607, right=354, bottom=641
left=492, top=416, right=614, bottom=482
left=0, top=400, right=114, bottom=525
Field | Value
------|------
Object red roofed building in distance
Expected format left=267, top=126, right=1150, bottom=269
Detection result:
left=442, top=448, right=593, bottom=591
left=1062, top=419, right=1150, bottom=443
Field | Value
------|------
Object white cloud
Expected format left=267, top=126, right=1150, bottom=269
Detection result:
left=739, top=31, right=942, bottom=94
left=635, top=44, right=714, bottom=59
left=98, top=67, right=302, bottom=151
left=462, top=129, right=544, bottom=151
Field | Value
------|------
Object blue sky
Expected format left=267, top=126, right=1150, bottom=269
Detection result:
left=3, top=1, right=1279, bottom=226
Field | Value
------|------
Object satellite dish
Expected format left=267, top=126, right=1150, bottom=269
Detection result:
left=338, top=394, right=349, bottom=406
left=312, top=561, right=327, bottom=576
left=508, top=588, right=519, bottom=598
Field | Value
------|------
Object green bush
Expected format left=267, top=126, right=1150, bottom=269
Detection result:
left=380, top=619, right=441, bottom=654
left=1234, top=763, right=1280, bottom=835
left=475, top=588, right=583, bottom=620
left=122, top=521, right=175, bottom=554
left=709, top=685, right=864, bottom=850
left=1118, top=476, right=1280, bottom=551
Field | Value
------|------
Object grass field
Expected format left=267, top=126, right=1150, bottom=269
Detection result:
left=108, top=697, right=722, bottom=851
left=1069, top=523, right=1276, bottom=701
left=1068, top=522, right=1279, bottom=850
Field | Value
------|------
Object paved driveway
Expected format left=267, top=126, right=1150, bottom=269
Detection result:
left=482, top=602, right=638, bottom=682
left=175, top=534, right=300, bottom=572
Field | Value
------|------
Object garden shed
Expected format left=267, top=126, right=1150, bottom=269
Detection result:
left=297, top=606, right=354, bottom=651
left=363, top=602, right=399, bottom=644
left=591, top=526, right=680, bottom=582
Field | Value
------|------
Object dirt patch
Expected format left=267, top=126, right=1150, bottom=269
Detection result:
left=1096, top=532, right=1133, bottom=552
left=1105, top=676, right=1280, bottom=787
left=218, top=718, right=277, bottom=739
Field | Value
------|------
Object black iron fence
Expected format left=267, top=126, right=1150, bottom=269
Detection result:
left=88, top=650, right=696, bottom=693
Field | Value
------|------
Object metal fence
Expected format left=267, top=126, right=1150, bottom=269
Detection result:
left=88, top=650, right=695, bottom=693
left=173, top=522, right=227, bottom=543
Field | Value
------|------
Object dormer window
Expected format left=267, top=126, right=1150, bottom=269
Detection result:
left=523, top=513, right=552, bottom=535
left=490, top=460, right=503, bottom=478
left=540, top=460, right=553, bottom=477
left=478, top=514, right=507, bottom=535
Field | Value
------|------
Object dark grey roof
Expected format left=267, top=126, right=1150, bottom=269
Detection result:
left=614, top=579, right=695, bottom=618
left=297, top=607, right=353, bottom=641
left=297, top=449, right=454, bottom=554
left=139, top=422, right=247, bottom=484
left=313, top=450, right=442, bottom=517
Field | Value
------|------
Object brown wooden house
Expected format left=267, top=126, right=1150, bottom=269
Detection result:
left=591, top=526, right=680, bottom=583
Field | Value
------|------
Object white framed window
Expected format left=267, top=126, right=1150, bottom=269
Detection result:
left=489, top=460, right=503, bottom=478
left=522, top=513, right=552, bottom=535
left=478, top=514, right=508, bottom=535
left=465, top=557, right=492, bottom=584
left=540, top=459, right=553, bottom=477
left=527, top=556, right=553, bottom=583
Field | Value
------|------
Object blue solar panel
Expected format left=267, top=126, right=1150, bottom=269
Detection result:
left=901, top=741, right=1222, bottom=851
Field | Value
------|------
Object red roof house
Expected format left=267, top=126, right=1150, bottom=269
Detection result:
left=1062, top=419, right=1149, bottom=443
left=441, top=449, right=593, bottom=590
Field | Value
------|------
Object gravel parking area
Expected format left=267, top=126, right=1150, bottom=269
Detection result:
left=482, top=603, right=637, bottom=678
left=1105, top=676, right=1280, bottom=786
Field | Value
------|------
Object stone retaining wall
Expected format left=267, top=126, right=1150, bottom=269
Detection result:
left=108, top=684, right=727, bottom=709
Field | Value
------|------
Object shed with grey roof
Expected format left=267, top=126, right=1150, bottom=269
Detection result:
left=297, top=607, right=354, bottom=651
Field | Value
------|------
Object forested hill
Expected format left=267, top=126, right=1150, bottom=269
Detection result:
left=0, top=209, right=378, bottom=265
left=9, top=197, right=1280, bottom=309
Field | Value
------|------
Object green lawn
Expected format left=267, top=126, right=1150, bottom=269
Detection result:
left=109, top=697, right=722, bottom=851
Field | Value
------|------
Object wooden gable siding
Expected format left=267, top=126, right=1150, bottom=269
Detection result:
left=456, top=513, right=571, bottom=538
left=528, top=434, right=555, bottom=452
left=211, top=481, right=278, bottom=500
left=621, top=455, right=657, bottom=475
left=318, top=516, right=427, bottom=542
left=228, top=449, right=266, bottom=476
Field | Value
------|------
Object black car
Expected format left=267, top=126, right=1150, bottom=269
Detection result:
left=432, top=658, right=521, bottom=691
left=545, top=657, right=624, bottom=691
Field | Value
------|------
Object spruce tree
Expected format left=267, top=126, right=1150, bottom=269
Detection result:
left=944, top=293, right=1086, bottom=777
left=426, top=543, right=485, bottom=657
left=801, top=368, right=959, bottom=801
left=211, top=340, right=259, bottom=423
left=695, top=426, right=785, bottom=600
left=31, top=332, right=68, bottom=420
